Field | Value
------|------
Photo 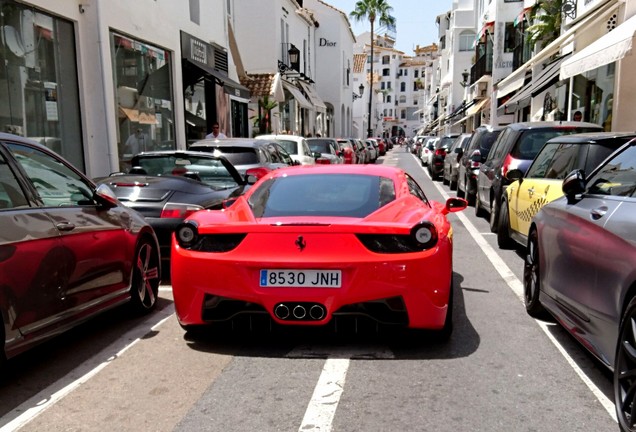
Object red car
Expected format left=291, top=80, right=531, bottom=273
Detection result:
left=171, top=164, right=467, bottom=338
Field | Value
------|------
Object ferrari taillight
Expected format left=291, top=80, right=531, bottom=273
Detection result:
left=357, top=223, right=438, bottom=253
left=176, top=221, right=246, bottom=252
left=161, top=203, right=204, bottom=219
left=315, top=158, right=331, bottom=164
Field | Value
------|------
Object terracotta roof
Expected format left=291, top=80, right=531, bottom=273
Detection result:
left=353, top=53, right=366, bottom=73
left=240, top=73, right=275, bottom=98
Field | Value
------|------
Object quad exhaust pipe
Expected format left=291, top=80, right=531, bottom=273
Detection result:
left=274, top=302, right=326, bottom=321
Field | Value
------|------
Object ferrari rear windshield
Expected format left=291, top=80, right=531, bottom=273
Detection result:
left=248, top=174, right=396, bottom=218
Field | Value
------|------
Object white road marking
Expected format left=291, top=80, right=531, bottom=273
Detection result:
left=416, top=153, right=617, bottom=422
left=0, top=307, right=174, bottom=431
left=298, top=358, right=350, bottom=432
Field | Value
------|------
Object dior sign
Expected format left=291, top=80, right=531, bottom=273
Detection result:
left=319, top=38, right=337, bottom=47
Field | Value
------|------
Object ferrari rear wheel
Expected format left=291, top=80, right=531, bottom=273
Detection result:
left=614, top=296, right=636, bottom=432
left=523, top=229, right=545, bottom=317
left=130, top=238, right=160, bottom=314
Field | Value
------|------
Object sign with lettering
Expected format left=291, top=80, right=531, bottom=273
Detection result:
left=319, top=38, right=337, bottom=47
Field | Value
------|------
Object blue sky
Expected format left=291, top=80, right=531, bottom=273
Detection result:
left=325, top=0, right=454, bottom=54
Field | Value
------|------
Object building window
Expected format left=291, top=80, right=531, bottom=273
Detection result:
left=403, top=69, right=408, bottom=76
left=111, top=33, right=175, bottom=170
left=504, top=22, right=516, bottom=53
left=382, top=55, right=390, bottom=64
left=401, top=109, right=406, bottom=119
left=0, top=2, right=84, bottom=170
left=414, top=70, right=419, bottom=78
left=400, top=82, right=406, bottom=92
left=387, top=95, right=391, bottom=103
left=381, top=82, right=386, bottom=90
left=387, top=82, right=392, bottom=89
left=189, top=0, right=200, bottom=24
left=382, top=68, right=390, bottom=76
left=459, top=31, right=476, bottom=51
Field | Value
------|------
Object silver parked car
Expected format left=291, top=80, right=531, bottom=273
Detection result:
left=523, top=138, right=636, bottom=431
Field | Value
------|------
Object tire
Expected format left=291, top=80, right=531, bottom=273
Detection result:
left=475, top=194, right=486, bottom=217
left=614, top=296, right=636, bottom=432
left=442, top=172, right=449, bottom=186
left=450, top=176, right=457, bottom=191
left=497, top=201, right=515, bottom=249
left=489, top=199, right=499, bottom=233
left=457, top=180, right=465, bottom=198
left=129, top=237, right=160, bottom=314
left=523, top=229, right=545, bottom=317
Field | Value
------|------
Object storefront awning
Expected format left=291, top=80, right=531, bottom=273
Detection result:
left=119, top=107, right=156, bottom=124
left=497, top=55, right=569, bottom=116
left=183, top=59, right=250, bottom=99
left=495, top=1, right=617, bottom=96
left=298, top=81, right=326, bottom=111
left=282, top=81, right=313, bottom=110
left=560, top=14, right=636, bottom=80
left=466, top=97, right=490, bottom=116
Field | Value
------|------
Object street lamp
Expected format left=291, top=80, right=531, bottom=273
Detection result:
left=288, top=44, right=300, bottom=71
left=460, top=70, right=470, bottom=87
left=353, top=83, right=365, bottom=100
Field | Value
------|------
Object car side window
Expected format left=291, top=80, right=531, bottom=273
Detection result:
left=526, top=143, right=559, bottom=178
left=587, top=145, right=636, bottom=197
left=267, top=145, right=282, bottom=163
left=406, top=174, right=427, bottom=203
left=490, top=129, right=511, bottom=160
left=277, top=145, right=293, bottom=165
left=0, top=152, right=29, bottom=209
left=302, top=140, right=311, bottom=156
left=7, top=143, right=95, bottom=207
left=545, top=144, right=579, bottom=179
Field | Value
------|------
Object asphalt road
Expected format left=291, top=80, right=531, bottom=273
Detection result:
left=0, top=147, right=618, bottom=432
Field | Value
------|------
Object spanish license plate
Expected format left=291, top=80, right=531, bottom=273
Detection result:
left=259, top=269, right=342, bottom=288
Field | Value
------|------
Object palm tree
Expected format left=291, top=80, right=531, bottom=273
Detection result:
left=526, top=0, right=563, bottom=49
left=350, top=0, right=395, bottom=137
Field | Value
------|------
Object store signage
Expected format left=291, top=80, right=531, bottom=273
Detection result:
left=319, top=38, right=337, bottom=47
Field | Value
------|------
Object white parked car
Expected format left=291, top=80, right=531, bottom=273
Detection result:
left=365, top=139, right=378, bottom=162
left=256, top=134, right=317, bottom=165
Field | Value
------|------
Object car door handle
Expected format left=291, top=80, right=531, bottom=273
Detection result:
left=56, top=222, right=76, bottom=231
left=527, top=187, right=534, bottom=196
left=590, top=207, right=608, bottom=220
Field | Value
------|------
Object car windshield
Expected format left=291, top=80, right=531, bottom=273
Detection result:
left=270, top=140, right=298, bottom=155
left=439, top=137, right=456, bottom=149
left=248, top=174, right=395, bottom=218
left=135, top=155, right=240, bottom=188
left=308, top=141, right=331, bottom=153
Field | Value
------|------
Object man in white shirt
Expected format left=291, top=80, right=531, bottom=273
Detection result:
left=205, top=122, right=227, bottom=139
left=125, top=128, right=148, bottom=155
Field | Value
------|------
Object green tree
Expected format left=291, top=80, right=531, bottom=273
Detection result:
left=252, top=96, right=278, bottom=135
left=526, top=0, right=563, bottom=49
left=349, top=0, right=395, bottom=137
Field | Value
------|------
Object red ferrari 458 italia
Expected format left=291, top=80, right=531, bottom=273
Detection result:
left=171, top=164, right=466, bottom=338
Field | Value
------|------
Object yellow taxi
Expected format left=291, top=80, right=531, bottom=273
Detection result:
left=496, top=132, right=636, bottom=249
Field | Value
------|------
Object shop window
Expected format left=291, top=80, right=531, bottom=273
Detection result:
left=0, top=2, right=84, bottom=170
left=111, top=32, right=175, bottom=170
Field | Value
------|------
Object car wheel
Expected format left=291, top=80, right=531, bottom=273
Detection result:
left=497, top=201, right=515, bottom=249
left=614, top=296, right=636, bottom=431
left=442, top=173, right=449, bottom=186
left=129, top=237, right=160, bottom=314
left=475, top=194, right=486, bottom=217
left=457, top=180, right=465, bottom=198
left=489, top=199, right=499, bottom=233
left=450, top=176, right=458, bottom=191
left=523, top=229, right=545, bottom=317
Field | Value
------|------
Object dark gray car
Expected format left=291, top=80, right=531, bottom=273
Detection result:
left=523, top=138, right=636, bottom=431
left=457, top=125, right=503, bottom=205
left=475, top=121, right=602, bottom=232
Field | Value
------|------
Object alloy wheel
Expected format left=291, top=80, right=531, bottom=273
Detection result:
left=615, top=298, right=636, bottom=432
left=131, top=240, right=160, bottom=312
left=523, top=230, right=544, bottom=317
